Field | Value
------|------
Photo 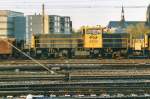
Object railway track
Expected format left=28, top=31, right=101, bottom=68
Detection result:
left=0, top=70, right=149, bottom=96
left=0, top=59, right=149, bottom=96
left=0, top=59, right=150, bottom=64
left=0, top=80, right=149, bottom=96
left=0, top=69, right=150, bottom=81
left=0, top=75, right=150, bottom=82
left=0, top=63, right=150, bottom=72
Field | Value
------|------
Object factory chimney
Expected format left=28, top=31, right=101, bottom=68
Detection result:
left=42, top=4, right=45, bottom=34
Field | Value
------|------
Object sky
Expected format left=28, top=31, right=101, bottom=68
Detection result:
left=0, top=0, right=150, bottom=29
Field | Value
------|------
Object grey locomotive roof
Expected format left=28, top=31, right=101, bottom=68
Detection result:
left=108, top=21, right=146, bottom=28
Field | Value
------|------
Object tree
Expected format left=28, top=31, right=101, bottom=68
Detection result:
left=126, top=23, right=150, bottom=38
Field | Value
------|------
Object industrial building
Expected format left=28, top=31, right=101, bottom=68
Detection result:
left=0, top=10, right=26, bottom=41
left=0, top=5, right=73, bottom=48
left=0, top=11, right=72, bottom=47
left=26, top=15, right=72, bottom=45
left=26, top=15, right=48, bottom=45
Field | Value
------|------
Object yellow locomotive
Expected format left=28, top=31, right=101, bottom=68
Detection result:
left=0, top=26, right=150, bottom=59
left=29, top=26, right=131, bottom=59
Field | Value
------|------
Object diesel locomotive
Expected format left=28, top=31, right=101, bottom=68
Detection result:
left=0, top=26, right=150, bottom=59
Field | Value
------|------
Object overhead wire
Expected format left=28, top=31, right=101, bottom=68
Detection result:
left=0, top=0, right=147, bottom=9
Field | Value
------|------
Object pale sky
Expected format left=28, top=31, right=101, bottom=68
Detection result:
left=0, top=0, right=150, bottom=29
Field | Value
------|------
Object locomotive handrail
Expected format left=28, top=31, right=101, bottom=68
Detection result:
left=35, top=43, right=83, bottom=44
left=35, top=38, right=82, bottom=40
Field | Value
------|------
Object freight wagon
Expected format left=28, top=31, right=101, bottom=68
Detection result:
left=0, top=38, right=14, bottom=59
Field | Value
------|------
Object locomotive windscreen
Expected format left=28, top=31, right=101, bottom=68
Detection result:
left=84, top=28, right=102, bottom=48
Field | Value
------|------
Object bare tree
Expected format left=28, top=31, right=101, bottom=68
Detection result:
left=126, top=23, right=150, bottom=38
